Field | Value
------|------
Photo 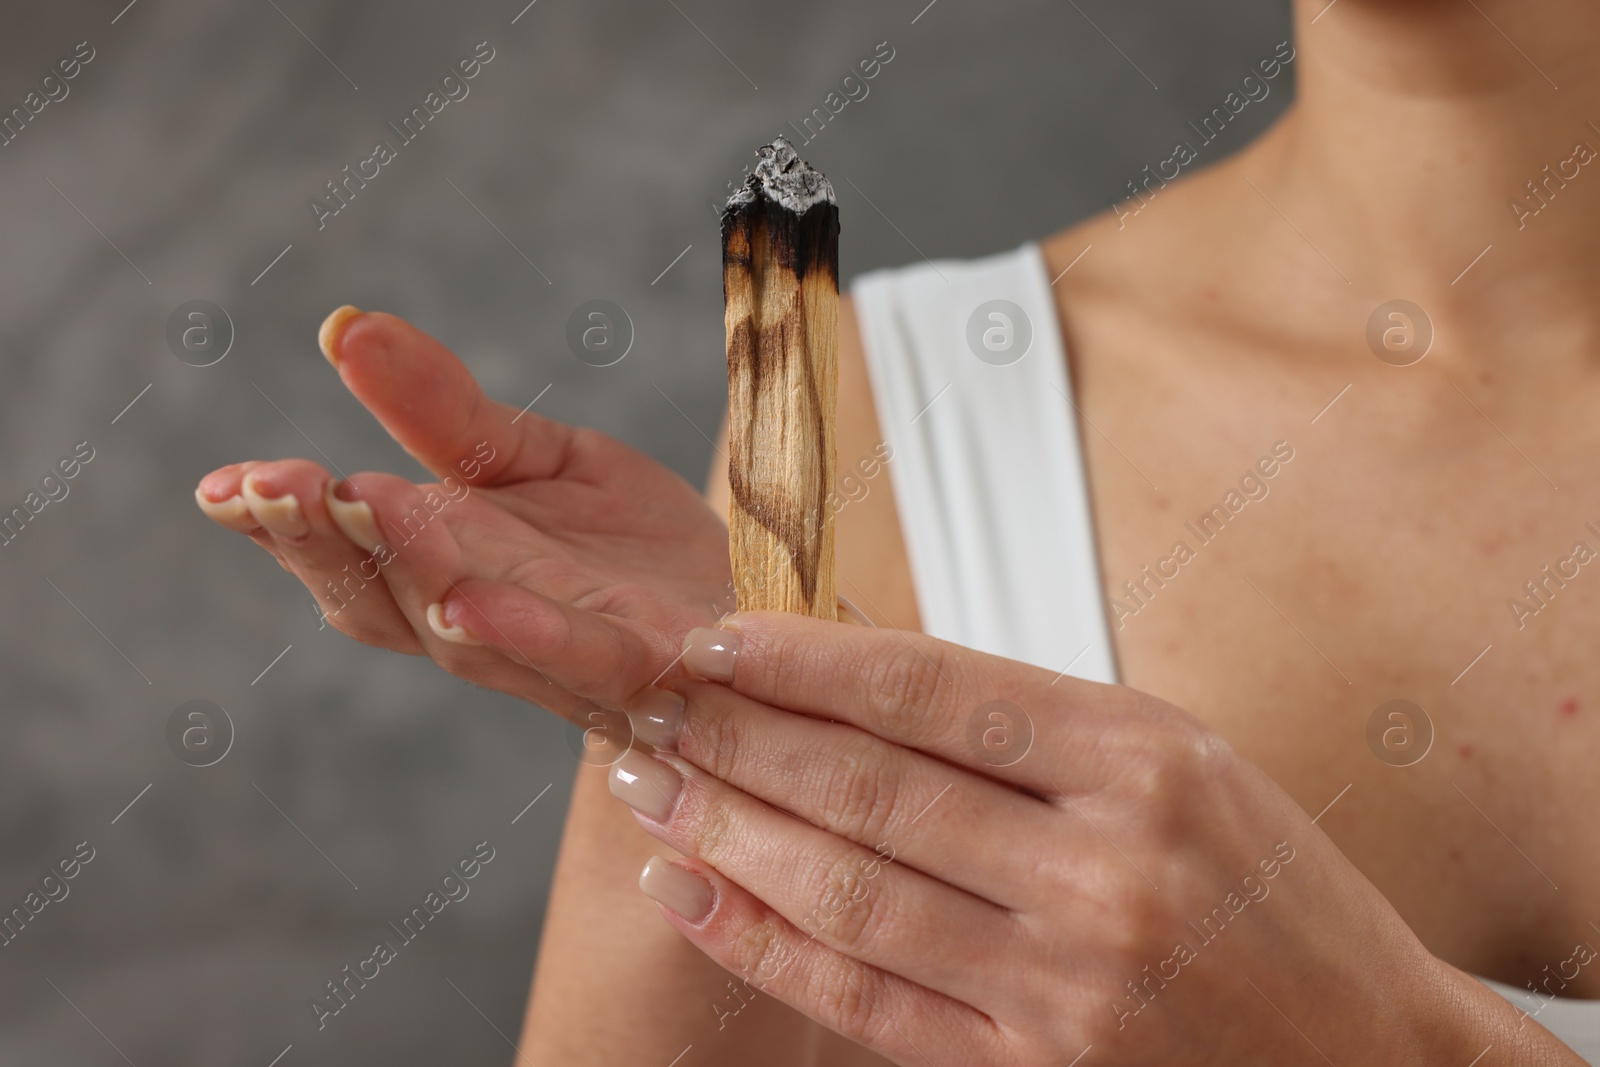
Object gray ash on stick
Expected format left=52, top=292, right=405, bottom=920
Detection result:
left=720, top=137, right=841, bottom=619
left=721, top=137, right=840, bottom=289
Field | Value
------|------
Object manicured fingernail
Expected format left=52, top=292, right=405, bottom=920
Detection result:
left=609, top=749, right=682, bottom=822
left=837, top=595, right=876, bottom=627
left=193, top=485, right=252, bottom=526
left=318, top=305, right=362, bottom=367
left=682, top=627, right=739, bottom=683
left=626, top=688, right=685, bottom=751
left=639, top=856, right=714, bottom=924
left=241, top=474, right=309, bottom=539
left=324, top=480, right=386, bottom=553
left=426, top=602, right=482, bottom=646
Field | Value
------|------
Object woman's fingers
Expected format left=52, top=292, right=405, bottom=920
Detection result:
left=441, top=577, right=683, bottom=712
left=195, top=462, right=267, bottom=534
left=197, top=462, right=292, bottom=571
left=196, top=460, right=426, bottom=653
left=323, top=473, right=650, bottom=716
left=609, top=748, right=1018, bottom=1006
left=636, top=855, right=1003, bottom=1067
left=199, top=457, right=672, bottom=718
left=320, top=308, right=573, bottom=487
left=324, top=471, right=504, bottom=664
left=653, top=680, right=1059, bottom=909
left=680, top=613, right=1166, bottom=795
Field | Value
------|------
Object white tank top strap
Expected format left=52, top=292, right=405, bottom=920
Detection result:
left=849, top=242, right=1117, bottom=685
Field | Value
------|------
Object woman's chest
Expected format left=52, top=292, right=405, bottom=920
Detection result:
left=1085, top=355, right=1600, bottom=990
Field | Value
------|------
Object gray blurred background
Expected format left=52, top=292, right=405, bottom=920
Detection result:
left=0, top=1, right=1290, bottom=1062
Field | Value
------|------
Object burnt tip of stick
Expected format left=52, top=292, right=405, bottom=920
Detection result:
left=722, top=136, right=836, bottom=220
left=721, top=137, right=839, bottom=283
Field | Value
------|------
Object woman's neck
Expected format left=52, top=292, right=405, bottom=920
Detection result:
left=1236, top=0, right=1600, bottom=355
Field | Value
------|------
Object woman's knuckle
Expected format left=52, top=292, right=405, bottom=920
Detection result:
left=1117, top=721, right=1223, bottom=840
left=766, top=628, right=823, bottom=695
left=809, top=962, right=890, bottom=1047
left=695, top=705, right=746, bottom=784
left=865, top=640, right=946, bottom=733
left=806, top=851, right=892, bottom=955
left=730, top=917, right=792, bottom=986
left=687, top=789, right=737, bottom=866
left=820, top=744, right=900, bottom=844
left=1095, top=876, right=1173, bottom=960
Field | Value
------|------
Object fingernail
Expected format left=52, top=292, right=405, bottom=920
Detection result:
left=639, top=856, right=714, bottom=923
left=609, top=749, right=682, bottom=822
left=241, top=475, right=309, bottom=539
left=426, top=602, right=482, bottom=646
left=318, top=305, right=362, bottom=367
left=193, top=485, right=251, bottom=526
left=837, top=595, right=876, bottom=627
left=324, top=480, right=386, bottom=553
left=682, top=627, right=739, bottom=683
left=626, top=688, right=685, bottom=751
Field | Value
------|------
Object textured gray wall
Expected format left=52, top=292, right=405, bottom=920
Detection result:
left=0, top=1, right=1290, bottom=1063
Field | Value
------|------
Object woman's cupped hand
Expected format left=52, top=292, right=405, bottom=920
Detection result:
left=194, top=307, right=734, bottom=724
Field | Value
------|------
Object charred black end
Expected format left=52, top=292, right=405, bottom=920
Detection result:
left=721, top=195, right=839, bottom=290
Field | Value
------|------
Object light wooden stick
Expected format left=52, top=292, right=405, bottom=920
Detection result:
left=721, top=137, right=839, bottom=620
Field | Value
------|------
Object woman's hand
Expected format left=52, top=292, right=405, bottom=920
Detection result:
left=194, top=307, right=733, bottom=722
left=599, top=613, right=1571, bottom=1066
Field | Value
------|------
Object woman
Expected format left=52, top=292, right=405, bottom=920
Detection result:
left=196, top=0, right=1600, bottom=1061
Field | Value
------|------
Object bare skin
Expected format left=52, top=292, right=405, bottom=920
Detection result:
left=195, top=0, right=1600, bottom=1060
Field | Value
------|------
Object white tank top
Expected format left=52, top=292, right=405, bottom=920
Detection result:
left=850, top=242, right=1600, bottom=1063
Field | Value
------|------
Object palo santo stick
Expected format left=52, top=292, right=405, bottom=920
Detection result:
left=721, top=137, right=840, bottom=620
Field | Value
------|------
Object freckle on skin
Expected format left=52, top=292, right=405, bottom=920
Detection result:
left=1560, top=697, right=1579, bottom=717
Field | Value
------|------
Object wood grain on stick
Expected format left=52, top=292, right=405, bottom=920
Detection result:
left=721, top=137, right=839, bottom=619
